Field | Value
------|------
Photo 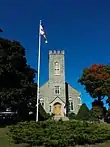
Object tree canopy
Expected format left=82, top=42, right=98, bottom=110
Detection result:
left=78, top=64, right=110, bottom=106
left=0, top=37, right=37, bottom=120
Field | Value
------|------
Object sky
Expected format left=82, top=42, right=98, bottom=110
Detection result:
left=0, top=0, right=110, bottom=109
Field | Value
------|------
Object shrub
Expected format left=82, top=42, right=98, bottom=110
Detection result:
left=8, top=120, right=110, bottom=146
left=76, top=103, right=90, bottom=120
left=38, top=103, right=50, bottom=121
left=68, top=112, right=76, bottom=120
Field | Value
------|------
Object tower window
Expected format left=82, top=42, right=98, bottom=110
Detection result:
left=54, top=86, right=60, bottom=94
left=54, top=62, right=60, bottom=75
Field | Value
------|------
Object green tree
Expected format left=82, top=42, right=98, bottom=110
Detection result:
left=0, top=37, right=37, bottom=120
left=91, top=100, right=107, bottom=119
left=38, top=103, right=50, bottom=121
left=76, top=103, right=90, bottom=120
left=89, top=109, right=99, bottom=122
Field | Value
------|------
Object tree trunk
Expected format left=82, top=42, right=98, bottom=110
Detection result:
left=98, top=96, right=101, bottom=101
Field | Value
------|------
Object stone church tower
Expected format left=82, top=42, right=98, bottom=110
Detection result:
left=39, top=50, right=82, bottom=118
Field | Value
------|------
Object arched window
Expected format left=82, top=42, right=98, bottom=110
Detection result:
left=69, top=97, right=74, bottom=111
left=49, top=106, right=51, bottom=112
left=54, top=62, right=60, bottom=75
left=70, top=101, right=73, bottom=110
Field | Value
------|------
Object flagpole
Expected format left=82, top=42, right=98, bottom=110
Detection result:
left=36, top=20, right=41, bottom=122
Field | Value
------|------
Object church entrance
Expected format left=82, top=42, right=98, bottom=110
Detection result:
left=53, top=102, right=62, bottom=115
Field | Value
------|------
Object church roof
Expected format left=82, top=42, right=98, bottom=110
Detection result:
left=65, top=82, right=81, bottom=95
left=40, top=81, right=48, bottom=89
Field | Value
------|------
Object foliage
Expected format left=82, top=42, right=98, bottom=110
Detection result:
left=68, top=112, right=76, bottom=120
left=1, top=127, right=110, bottom=147
left=92, top=100, right=104, bottom=107
left=78, top=64, right=110, bottom=104
left=8, top=120, right=110, bottom=147
left=106, top=98, right=110, bottom=108
left=91, top=100, right=107, bottom=119
left=0, top=38, right=37, bottom=120
left=108, top=107, right=110, bottom=113
left=89, top=109, right=100, bottom=122
left=76, top=103, right=90, bottom=120
left=38, top=103, right=50, bottom=121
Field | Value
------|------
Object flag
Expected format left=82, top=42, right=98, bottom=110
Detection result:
left=40, top=24, right=48, bottom=43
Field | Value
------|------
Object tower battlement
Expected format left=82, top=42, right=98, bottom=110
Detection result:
left=49, top=50, right=64, bottom=55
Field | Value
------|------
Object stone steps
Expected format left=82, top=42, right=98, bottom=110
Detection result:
left=53, top=115, right=69, bottom=121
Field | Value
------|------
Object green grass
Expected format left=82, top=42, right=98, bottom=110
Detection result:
left=0, top=127, right=28, bottom=147
left=0, top=126, right=110, bottom=147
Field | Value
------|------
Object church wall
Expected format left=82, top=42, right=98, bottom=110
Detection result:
left=40, top=81, right=66, bottom=114
left=39, top=50, right=82, bottom=116
left=48, top=50, right=66, bottom=103
left=39, top=82, right=50, bottom=113
left=67, top=84, right=82, bottom=114
left=48, top=81, right=66, bottom=103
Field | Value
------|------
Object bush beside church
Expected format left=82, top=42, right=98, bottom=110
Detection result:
left=8, top=120, right=110, bottom=147
left=68, top=103, right=109, bottom=123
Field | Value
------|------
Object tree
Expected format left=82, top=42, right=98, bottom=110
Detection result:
left=0, top=37, right=37, bottom=120
left=76, top=103, right=90, bottom=120
left=38, top=103, right=50, bottom=121
left=89, top=109, right=99, bottom=122
left=78, top=64, right=110, bottom=108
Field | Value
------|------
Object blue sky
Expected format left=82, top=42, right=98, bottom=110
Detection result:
left=0, top=0, right=110, bottom=109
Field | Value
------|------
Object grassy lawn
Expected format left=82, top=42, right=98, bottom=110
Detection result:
left=0, top=127, right=28, bottom=147
left=0, top=127, right=110, bottom=147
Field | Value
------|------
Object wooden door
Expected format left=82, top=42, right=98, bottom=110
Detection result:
left=53, top=103, right=61, bottom=115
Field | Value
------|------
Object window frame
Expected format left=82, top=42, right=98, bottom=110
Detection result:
left=54, top=62, right=60, bottom=75
left=54, top=86, right=60, bottom=95
left=69, top=97, right=74, bottom=111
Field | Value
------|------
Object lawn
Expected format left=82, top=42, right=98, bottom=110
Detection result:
left=0, top=127, right=110, bottom=147
left=0, top=127, right=28, bottom=147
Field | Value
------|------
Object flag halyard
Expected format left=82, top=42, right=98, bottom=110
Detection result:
left=40, top=24, right=48, bottom=43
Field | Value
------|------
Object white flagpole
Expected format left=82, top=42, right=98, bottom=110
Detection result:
left=36, top=20, right=41, bottom=122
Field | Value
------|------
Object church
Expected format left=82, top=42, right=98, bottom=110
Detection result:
left=39, top=50, right=82, bottom=118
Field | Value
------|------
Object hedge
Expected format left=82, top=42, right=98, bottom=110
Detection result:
left=8, top=120, right=110, bottom=147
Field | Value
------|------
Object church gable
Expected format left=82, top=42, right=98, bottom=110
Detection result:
left=49, top=96, right=66, bottom=116
left=50, top=96, right=65, bottom=105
